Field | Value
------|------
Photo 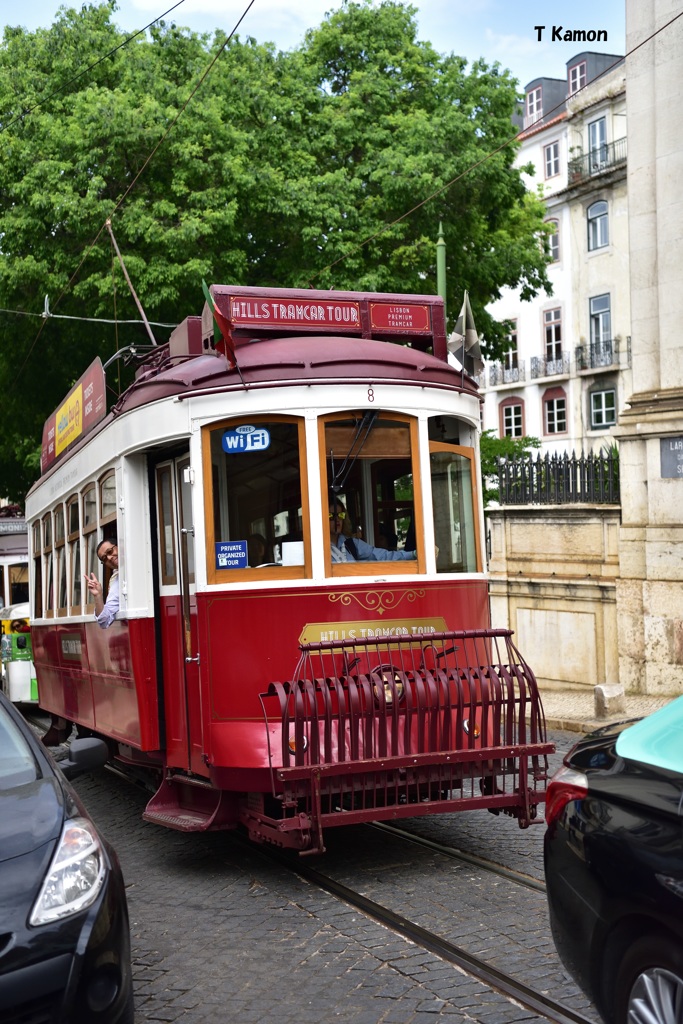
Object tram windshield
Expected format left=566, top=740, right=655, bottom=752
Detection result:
left=203, top=411, right=481, bottom=580
left=323, top=414, right=418, bottom=570
left=207, top=419, right=307, bottom=575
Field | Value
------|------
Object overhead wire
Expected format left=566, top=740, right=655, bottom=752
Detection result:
left=0, top=1, right=187, bottom=135
left=15, top=0, right=256, bottom=380
left=0, top=305, right=176, bottom=327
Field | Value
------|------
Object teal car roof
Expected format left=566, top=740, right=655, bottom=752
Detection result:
left=616, top=695, right=683, bottom=774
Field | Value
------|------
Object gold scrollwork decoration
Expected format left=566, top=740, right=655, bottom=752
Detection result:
left=329, top=589, right=426, bottom=616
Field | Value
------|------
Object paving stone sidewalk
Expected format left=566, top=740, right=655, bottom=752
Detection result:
left=538, top=686, right=674, bottom=733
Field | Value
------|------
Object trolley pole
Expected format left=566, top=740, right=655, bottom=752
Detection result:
left=436, top=222, right=447, bottom=326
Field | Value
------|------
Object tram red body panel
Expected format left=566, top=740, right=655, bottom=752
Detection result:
left=32, top=619, right=159, bottom=750
left=199, top=579, right=490, bottom=770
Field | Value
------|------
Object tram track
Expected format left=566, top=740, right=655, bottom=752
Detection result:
left=238, top=836, right=597, bottom=1024
left=368, top=820, right=547, bottom=893
left=67, top=757, right=594, bottom=1024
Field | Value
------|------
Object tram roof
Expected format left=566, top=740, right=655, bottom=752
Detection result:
left=36, top=286, right=479, bottom=481
left=113, top=333, right=479, bottom=417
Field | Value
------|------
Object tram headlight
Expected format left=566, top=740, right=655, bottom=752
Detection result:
left=288, top=734, right=308, bottom=754
left=372, top=670, right=404, bottom=705
left=463, top=718, right=481, bottom=739
left=30, top=818, right=106, bottom=925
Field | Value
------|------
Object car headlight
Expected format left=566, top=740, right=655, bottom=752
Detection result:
left=30, top=818, right=106, bottom=926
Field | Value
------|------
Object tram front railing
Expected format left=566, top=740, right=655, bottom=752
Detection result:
left=252, top=631, right=553, bottom=851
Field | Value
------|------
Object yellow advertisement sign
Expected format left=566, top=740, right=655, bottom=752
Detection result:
left=299, top=616, right=448, bottom=645
left=55, top=384, right=83, bottom=457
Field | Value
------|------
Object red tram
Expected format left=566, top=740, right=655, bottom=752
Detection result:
left=26, top=285, right=552, bottom=852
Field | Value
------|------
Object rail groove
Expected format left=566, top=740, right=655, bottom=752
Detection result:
left=369, top=821, right=547, bottom=893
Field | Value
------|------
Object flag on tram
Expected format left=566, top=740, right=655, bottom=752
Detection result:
left=201, top=279, right=237, bottom=368
left=448, top=291, right=483, bottom=376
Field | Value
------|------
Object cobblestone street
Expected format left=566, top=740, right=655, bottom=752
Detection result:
left=72, top=729, right=594, bottom=1024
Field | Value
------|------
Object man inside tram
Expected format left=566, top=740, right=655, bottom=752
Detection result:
left=329, top=499, right=417, bottom=562
left=84, top=537, right=119, bottom=628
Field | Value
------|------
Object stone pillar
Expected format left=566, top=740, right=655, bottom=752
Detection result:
left=615, top=0, right=683, bottom=694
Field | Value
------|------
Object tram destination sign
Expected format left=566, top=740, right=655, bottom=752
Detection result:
left=41, top=358, right=107, bottom=473
left=217, top=289, right=435, bottom=337
left=0, top=519, right=26, bottom=534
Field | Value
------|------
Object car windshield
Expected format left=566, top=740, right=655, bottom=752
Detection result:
left=0, top=708, right=38, bottom=788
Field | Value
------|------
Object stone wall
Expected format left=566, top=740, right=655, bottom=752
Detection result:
left=614, top=0, right=683, bottom=695
left=487, top=505, right=620, bottom=691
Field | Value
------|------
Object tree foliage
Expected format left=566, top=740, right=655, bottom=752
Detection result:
left=0, top=0, right=550, bottom=498
left=479, top=429, right=542, bottom=506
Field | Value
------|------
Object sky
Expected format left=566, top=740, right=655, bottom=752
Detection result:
left=2, top=0, right=626, bottom=89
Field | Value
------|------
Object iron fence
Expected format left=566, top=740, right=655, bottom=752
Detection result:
left=498, top=449, right=620, bottom=505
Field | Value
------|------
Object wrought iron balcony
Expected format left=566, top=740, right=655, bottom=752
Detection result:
left=568, top=137, right=627, bottom=184
left=530, top=355, right=570, bottom=379
left=488, top=361, right=526, bottom=387
left=575, top=339, right=620, bottom=371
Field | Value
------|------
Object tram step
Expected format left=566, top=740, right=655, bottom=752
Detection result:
left=143, top=806, right=215, bottom=831
left=143, top=777, right=238, bottom=832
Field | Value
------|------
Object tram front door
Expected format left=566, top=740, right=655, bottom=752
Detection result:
left=154, top=453, right=205, bottom=775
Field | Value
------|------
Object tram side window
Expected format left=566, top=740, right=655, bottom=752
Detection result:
left=54, top=505, right=67, bottom=615
left=43, top=513, right=53, bottom=617
left=177, top=458, right=195, bottom=584
left=99, top=471, right=118, bottom=592
left=82, top=485, right=97, bottom=609
left=206, top=420, right=307, bottom=576
left=67, top=496, right=81, bottom=613
left=156, top=465, right=177, bottom=585
left=32, top=522, right=42, bottom=619
left=9, top=564, right=28, bottom=605
left=429, top=443, right=480, bottom=573
left=323, top=414, right=419, bottom=571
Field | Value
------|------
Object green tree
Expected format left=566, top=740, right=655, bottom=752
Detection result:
left=479, top=430, right=541, bottom=506
left=0, top=0, right=550, bottom=498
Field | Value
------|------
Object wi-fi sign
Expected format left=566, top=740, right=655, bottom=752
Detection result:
left=222, top=425, right=271, bottom=453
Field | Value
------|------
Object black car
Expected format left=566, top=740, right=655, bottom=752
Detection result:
left=544, top=697, right=683, bottom=1024
left=0, top=692, right=134, bottom=1023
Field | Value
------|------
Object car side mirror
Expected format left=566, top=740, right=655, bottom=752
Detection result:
left=59, top=737, right=109, bottom=780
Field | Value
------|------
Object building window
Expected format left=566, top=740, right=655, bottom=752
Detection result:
left=543, top=390, right=567, bottom=434
left=568, top=61, right=587, bottom=94
left=526, top=86, right=542, bottom=125
left=500, top=399, right=524, bottom=438
left=504, top=322, right=518, bottom=371
left=544, top=141, right=560, bottom=178
left=546, top=219, right=560, bottom=261
left=544, top=308, right=562, bottom=362
left=587, top=201, right=609, bottom=250
left=588, top=117, right=607, bottom=169
left=590, top=294, right=611, bottom=347
left=590, top=389, right=617, bottom=429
